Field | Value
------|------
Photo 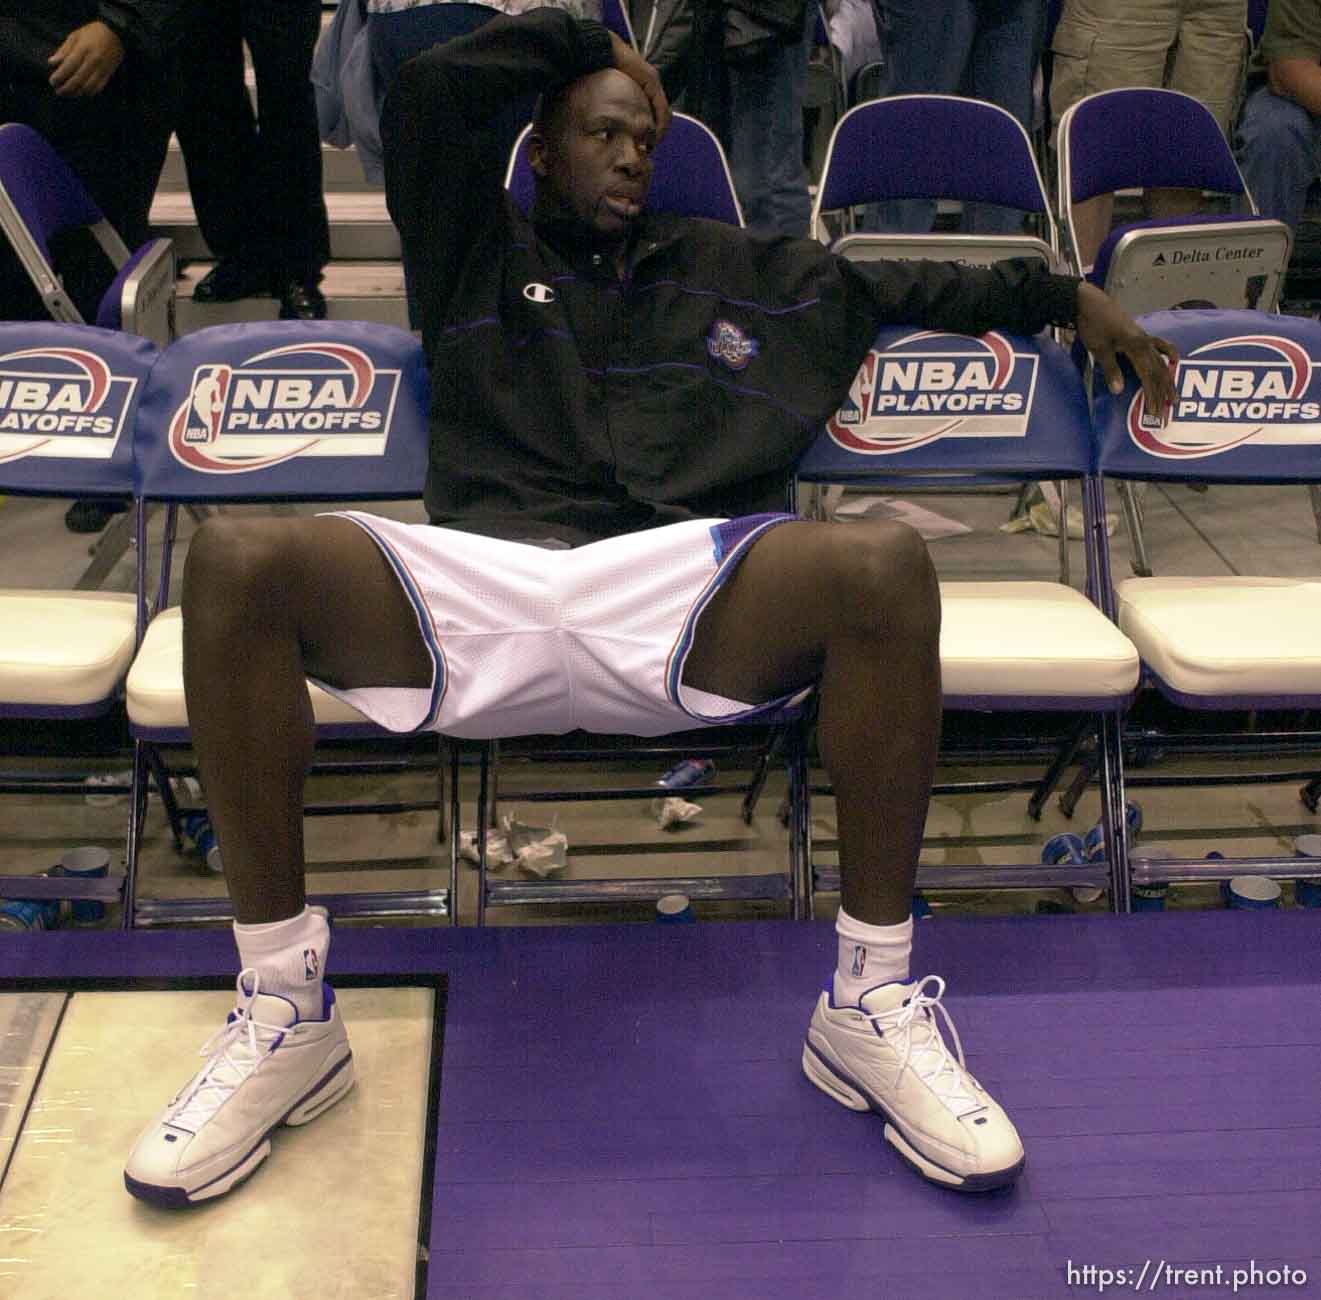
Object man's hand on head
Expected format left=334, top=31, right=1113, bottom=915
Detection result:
left=1075, top=282, right=1179, bottom=425
left=48, top=20, right=124, bottom=97
left=607, top=31, right=670, bottom=141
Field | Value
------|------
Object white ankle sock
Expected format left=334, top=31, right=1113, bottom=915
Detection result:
left=233, top=905, right=330, bottom=1021
left=833, top=908, right=913, bottom=1006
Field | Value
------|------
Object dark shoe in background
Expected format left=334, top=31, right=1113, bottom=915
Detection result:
left=276, top=281, right=327, bottom=321
left=64, top=499, right=128, bottom=534
left=192, top=257, right=272, bottom=303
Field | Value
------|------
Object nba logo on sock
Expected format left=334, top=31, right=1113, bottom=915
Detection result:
left=850, top=945, right=867, bottom=979
left=303, top=948, right=319, bottom=981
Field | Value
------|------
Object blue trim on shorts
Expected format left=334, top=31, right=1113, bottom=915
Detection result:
left=337, top=514, right=448, bottom=732
left=667, top=513, right=806, bottom=723
left=709, top=512, right=794, bottom=564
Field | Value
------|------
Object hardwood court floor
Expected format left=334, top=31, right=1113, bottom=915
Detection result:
left=2, top=913, right=1319, bottom=1299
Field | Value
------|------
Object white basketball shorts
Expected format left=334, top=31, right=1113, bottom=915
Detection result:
left=313, top=511, right=808, bottom=738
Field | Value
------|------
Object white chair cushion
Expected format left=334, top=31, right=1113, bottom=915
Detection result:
left=0, top=590, right=138, bottom=707
left=1117, top=576, right=1321, bottom=701
left=939, top=581, right=1140, bottom=702
left=125, top=607, right=372, bottom=729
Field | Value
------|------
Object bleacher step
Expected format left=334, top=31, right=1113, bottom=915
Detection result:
left=159, top=138, right=379, bottom=194
left=151, top=191, right=400, bottom=261
left=175, top=262, right=408, bottom=333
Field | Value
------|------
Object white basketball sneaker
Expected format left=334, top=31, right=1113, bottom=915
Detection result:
left=803, top=975, right=1024, bottom=1191
left=124, top=969, right=354, bottom=1207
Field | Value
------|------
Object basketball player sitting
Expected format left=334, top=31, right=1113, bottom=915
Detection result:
left=124, top=10, right=1175, bottom=1205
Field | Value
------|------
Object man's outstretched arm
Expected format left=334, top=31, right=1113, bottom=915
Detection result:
left=841, top=257, right=1177, bottom=422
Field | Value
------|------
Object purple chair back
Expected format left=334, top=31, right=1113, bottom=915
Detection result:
left=1061, top=89, right=1247, bottom=206
left=816, top=95, right=1052, bottom=214
left=600, top=0, right=636, bottom=46
left=1248, top=0, right=1269, bottom=45
left=0, top=123, right=104, bottom=262
left=505, top=113, right=744, bottom=226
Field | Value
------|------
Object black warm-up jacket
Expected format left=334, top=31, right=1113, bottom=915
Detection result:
left=381, top=9, right=1081, bottom=545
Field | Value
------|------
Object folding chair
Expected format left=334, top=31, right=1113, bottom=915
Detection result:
left=808, top=93, right=1070, bottom=579
left=0, top=123, right=175, bottom=347
left=1055, top=86, right=1302, bottom=575
left=122, top=320, right=452, bottom=928
left=794, top=323, right=1142, bottom=912
left=810, top=94, right=1059, bottom=268
left=505, top=111, right=745, bottom=227
left=1093, top=306, right=1321, bottom=900
left=600, top=0, right=638, bottom=47
left=0, top=320, right=157, bottom=920
left=1247, top=0, right=1269, bottom=47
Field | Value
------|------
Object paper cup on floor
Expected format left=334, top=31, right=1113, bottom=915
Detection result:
left=655, top=893, right=695, bottom=924
left=1224, top=875, right=1282, bottom=910
left=1293, top=834, right=1321, bottom=908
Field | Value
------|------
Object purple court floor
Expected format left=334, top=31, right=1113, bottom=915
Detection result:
left=4, top=911, right=1321, bottom=1299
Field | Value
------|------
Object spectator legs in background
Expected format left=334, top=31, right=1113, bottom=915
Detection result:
left=960, top=0, right=1044, bottom=234
left=176, top=0, right=328, bottom=315
left=725, top=3, right=815, bottom=237
left=244, top=0, right=329, bottom=303
left=863, top=0, right=1045, bottom=234
left=1236, top=85, right=1321, bottom=234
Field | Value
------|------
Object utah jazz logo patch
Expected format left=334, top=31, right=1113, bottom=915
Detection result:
left=707, top=318, right=758, bottom=372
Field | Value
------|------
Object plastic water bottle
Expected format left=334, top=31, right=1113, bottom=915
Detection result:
left=0, top=893, right=62, bottom=932
left=656, top=758, right=715, bottom=790
left=1042, top=832, right=1086, bottom=867
left=182, top=812, right=224, bottom=875
left=1082, top=801, right=1143, bottom=862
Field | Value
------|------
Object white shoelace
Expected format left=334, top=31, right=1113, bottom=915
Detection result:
left=169, top=969, right=287, bottom=1134
left=869, top=975, right=983, bottom=1117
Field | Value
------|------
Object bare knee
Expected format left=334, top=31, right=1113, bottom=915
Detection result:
left=822, top=521, right=939, bottom=643
left=182, top=515, right=307, bottom=629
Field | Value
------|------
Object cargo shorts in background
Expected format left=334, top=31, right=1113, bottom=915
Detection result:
left=1049, top=0, right=1248, bottom=136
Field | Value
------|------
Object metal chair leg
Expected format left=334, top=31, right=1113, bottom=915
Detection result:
left=787, top=720, right=814, bottom=921
left=741, top=725, right=786, bottom=825
left=1097, top=711, right=1132, bottom=913
left=143, top=746, right=183, bottom=849
left=436, top=735, right=447, bottom=843
left=475, top=741, right=493, bottom=927
left=448, top=739, right=462, bottom=926
left=1119, top=481, right=1152, bottom=577
left=1027, top=716, right=1091, bottom=820
left=122, top=739, right=150, bottom=930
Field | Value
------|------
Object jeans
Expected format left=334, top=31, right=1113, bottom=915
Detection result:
left=1235, top=84, right=1321, bottom=233
left=726, top=4, right=815, bottom=237
left=865, top=0, right=1045, bottom=234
